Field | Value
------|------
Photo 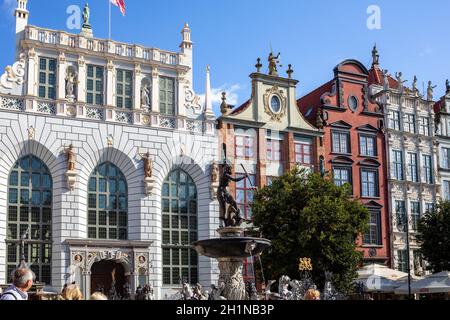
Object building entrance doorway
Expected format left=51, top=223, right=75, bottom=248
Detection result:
left=90, top=260, right=128, bottom=298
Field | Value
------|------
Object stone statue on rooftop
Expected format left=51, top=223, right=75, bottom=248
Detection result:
left=427, top=81, right=437, bottom=101
left=268, top=52, right=281, bottom=76
left=83, top=3, right=90, bottom=26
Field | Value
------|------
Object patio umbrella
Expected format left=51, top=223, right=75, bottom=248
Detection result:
left=394, top=271, right=450, bottom=294
left=355, top=264, right=409, bottom=293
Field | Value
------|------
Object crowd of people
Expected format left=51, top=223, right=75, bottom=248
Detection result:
left=0, top=267, right=108, bottom=301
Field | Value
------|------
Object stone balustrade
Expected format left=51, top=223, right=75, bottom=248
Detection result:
left=25, top=26, right=180, bottom=66
left=0, top=94, right=214, bottom=135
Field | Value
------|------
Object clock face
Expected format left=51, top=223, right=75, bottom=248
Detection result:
left=270, top=96, right=281, bottom=113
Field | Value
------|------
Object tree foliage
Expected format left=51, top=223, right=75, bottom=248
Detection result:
left=417, top=202, right=450, bottom=272
left=252, top=168, right=369, bottom=294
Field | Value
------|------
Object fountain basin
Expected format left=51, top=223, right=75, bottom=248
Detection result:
left=192, top=237, right=271, bottom=259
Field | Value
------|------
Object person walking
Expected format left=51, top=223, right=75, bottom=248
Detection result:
left=0, top=268, right=34, bottom=300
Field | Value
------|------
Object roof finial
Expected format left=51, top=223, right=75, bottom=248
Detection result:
left=204, top=65, right=214, bottom=119
left=372, top=44, right=380, bottom=68
left=286, top=64, right=294, bottom=79
left=255, top=58, right=262, bottom=73
left=220, top=92, right=229, bottom=115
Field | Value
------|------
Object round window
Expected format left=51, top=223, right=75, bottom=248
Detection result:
left=348, top=96, right=358, bottom=112
left=270, top=96, right=281, bottom=113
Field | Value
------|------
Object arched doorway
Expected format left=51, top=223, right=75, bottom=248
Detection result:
left=90, top=260, right=129, bottom=299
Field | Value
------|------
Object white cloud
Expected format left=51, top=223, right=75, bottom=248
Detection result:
left=198, top=83, right=242, bottom=111
left=419, top=45, right=433, bottom=57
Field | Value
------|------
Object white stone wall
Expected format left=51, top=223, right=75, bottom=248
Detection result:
left=437, top=96, right=450, bottom=200
left=380, top=89, right=439, bottom=275
left=0, top=109, right=219, bottom=299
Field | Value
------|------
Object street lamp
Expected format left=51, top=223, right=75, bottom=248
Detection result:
left=397, top=211, right=412, bottom=300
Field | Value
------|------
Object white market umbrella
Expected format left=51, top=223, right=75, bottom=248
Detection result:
left=356, top=264, right=409, bottom=293
left=395, top=271, right=450, bottom=294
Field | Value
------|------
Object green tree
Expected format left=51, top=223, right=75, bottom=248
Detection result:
left=417, top=202, right=450, bottom=272
left=252, top=168, right=369, bottom=294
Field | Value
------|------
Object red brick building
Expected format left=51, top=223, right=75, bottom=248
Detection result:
left=297, top=59, right=391, bottom=265
left=217, top=56, right=323, bottom=280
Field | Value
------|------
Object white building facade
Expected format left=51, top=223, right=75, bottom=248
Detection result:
left=435, top=85, right=450, bottom=201
left=371, top=59, right=440, bottom=277
left=0, top=0, right=219, bottom=299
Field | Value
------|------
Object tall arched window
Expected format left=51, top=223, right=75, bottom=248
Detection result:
left=7, top=156, right=52, bottom=284
left=162, top=169, right=198, bottom=285
left=88, top=162, right=128, bottom=240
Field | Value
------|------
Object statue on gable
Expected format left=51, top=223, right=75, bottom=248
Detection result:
left=412, top=76, right=419, bottom=96
left=427, top=81, right=437, bottom=101
left=446, top=79, right=450, bottom=95
left=395, top=72, right=408, bottom=94
left=382, top=69, right=390, bottom=91
left=83, top=3, right=90, bottom=26
left=268, top=52, right=281, bottom=76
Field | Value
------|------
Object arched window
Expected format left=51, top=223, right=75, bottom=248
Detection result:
left=7, top=156, right=52, bottom=284
left=88, top=162, right=128, bottom=240
left=162, top=169, right=198, bottom=285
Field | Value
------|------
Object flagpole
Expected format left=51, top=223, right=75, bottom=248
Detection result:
left=108, top=0, right=112, bottom=39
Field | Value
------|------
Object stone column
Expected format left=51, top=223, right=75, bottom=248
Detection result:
left=57, top=52, right=67, bottom=101
left=177, top=73, right=186, bottom=117
left=217, top=258, right=246, bottom=300
left=26, top=48, right=38, bottom=97
left=151, top=68, right=159, bottom=113
left=106, top=60, right=115, bottom=107
left=77, top=56, right=86, bottom=103
left=83, top=271, right=91, bottom=299
left=134, top=64, right=142, bottom=110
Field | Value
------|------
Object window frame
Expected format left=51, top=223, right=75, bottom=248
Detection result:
left=235, top=134, right=255, bottom=160
left=363, top=210, right=382, bottom=246
left=87, top=162, right=128, bottom=241
left=423, top=155, right=433, bottom=184
left=38, top=57, right=56, bottom=100
left=389, top=110, right=401, bottom=131
left=294, top=141, right=313, bottom=167
left=361, top=168, right=379, bottom=198
left=411, top=201, right=421, bottom=232
left=331, top=130, right=351, bottom=154
left=161, top=169, right=198, bottom=286
left=404, top=113, right=416, bottom=134
left=332, top=166, right=353, bottom=189
left=266, top=138, right=282, bottom=162
left=86, top=64, right=105, bottom=106
left=407, top=152, right=419, bottom=183
left=359, top=134, right=377, bottom=157
left=419, top=117, right=430, bottom=136
left=116, top=69, right=133, bottom=109
left=7, top=155, right=53, bottom=285
left=236, top=174, right=257, bottom=221
left=392, top=150, right=404, bottom=181
left=159, top=76, right=176, bottom=116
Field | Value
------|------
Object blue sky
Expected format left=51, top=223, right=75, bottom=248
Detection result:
left=1, top=0, right=450, bottom=114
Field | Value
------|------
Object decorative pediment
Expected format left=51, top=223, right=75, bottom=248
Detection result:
left=356, top=124, right=379, bottom=133
left=331, top=156, right=354, bottom=165
left=359, top=159, right=381, bottom=167
left=330, top=120, right=352, bottom=129
left=364, top=200, right=383, bottom=209
left=263, top=86, right=287, bottom=122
